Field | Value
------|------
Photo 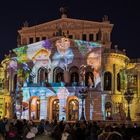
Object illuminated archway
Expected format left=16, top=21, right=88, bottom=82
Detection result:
left=52, top=99, right=59, bottom=121
left=105, top=102, right=112, bottom=120
left=68, top=99, right=79, bottom=121
left=29, top=96, right=40, bottom=120
left=67, top=96, right=79, bottom=121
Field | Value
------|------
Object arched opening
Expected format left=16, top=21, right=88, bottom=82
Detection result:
left=29, top=97, right=40, bottom=120
left=68, top=99, right=79, bottom=121
left=104, top=72, right=112, bottom=90
left=105, top=102, right=112, bottom=120
left=52, top=99, right=59, bottom=121
left=53, top=67, right=64, bottom=83
left=13, top=74, right=17, bottom=91
left=117, top=73, right=121, bottom=91
left=85, top=71, right=94, bottom=87
left=38, top=67, right=48, bottom=84
left=70, top=66, right=79, bottom=86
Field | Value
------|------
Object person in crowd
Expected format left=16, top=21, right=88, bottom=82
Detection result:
left=98, top=125, right=112, bottom=140
left=61, top=124, right=72, bottom=140
left=0, top=133, right=4, bottom=140
left=25, top=126, right=35, bottom=140
left=106, top=131, right=123, bottom=140
left=6, top=123, right=18, bottom=140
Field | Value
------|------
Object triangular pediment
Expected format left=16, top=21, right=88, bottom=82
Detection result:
left=19, top=17, right=113, bottom=34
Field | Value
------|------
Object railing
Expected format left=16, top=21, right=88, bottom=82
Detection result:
left=130, top=58, right=140, bottom=63
left=104, top=48, right=126, bottom=55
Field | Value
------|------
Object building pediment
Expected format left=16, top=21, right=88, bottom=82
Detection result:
left=18, top=17, right=113, bottom=34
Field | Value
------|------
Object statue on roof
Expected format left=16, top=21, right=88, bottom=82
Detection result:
left=60, top=7, right=68, bottom=18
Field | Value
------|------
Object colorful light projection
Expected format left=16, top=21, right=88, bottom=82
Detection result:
left=22, top=86, right=56, bottom=119
left=52, top=37, right=74, bottom=69
left=8, top=58, right=17, bottom=69
left=86, top=47, right=102, bottom=90
left=12, top=38, right=102, bottom=120
left=13, top=46, right=28, bottom=63
left=74, top=40, right=101, bottom=56
left=57, top=87, right=69, bottom=120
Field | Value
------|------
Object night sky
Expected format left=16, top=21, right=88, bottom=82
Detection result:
left=0, top=0, right=140, bottom=61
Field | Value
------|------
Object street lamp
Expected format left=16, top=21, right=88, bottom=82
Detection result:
left=79, top=88, right=88, bottom=121
left=124, top=89, right=134, bottom=121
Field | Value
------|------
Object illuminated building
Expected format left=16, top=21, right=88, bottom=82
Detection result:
left=0, top=11, right=140, bottom=122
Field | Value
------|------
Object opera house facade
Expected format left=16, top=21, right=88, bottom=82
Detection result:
left=0, top=13, right=140, bottom=122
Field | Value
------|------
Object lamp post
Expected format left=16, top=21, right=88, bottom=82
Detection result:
left=79, top=88, right=88, bottom=121
left=124, top=89, right=134, bottom=121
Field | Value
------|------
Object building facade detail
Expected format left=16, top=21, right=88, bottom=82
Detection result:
left=0, top=15, right=140, bottom=122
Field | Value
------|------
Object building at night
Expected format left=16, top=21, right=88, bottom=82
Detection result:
left=0, top=12, right=140, bottom=122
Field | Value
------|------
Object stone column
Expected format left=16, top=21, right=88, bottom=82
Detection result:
left=40, top=95, right=47, bottom=120
left=94, top=33, right=96, bottom=41
left=138, top=71, right=140, bottom=96
left=113, top=64, right=116, bottom=94
left=78, top=99, right=86, bottom=120
left=85, top=96, right=90, bottom=121
left=59, top=98, right=66, bottom=121
left=64, top=71, right=70, bottom=84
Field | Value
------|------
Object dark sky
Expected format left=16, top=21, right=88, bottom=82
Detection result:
left=0, top=0, right=140, bottom=61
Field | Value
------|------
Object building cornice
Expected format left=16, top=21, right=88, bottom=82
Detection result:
left=18, top=17, right=113, bottom=34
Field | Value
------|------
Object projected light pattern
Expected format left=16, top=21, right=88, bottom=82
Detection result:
left=74, top=40, right=101, bottom=56
left=11, top=37, right=102, bottom=120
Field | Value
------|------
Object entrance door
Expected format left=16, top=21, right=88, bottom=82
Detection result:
left=52, top=99, right=59, bottom=120
left=68, top=99, right=79, bottom=121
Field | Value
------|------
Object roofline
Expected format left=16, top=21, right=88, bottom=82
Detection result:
left=18, top=17, right=113, bottom=33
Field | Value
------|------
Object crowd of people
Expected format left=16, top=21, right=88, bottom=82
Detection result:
left=0, top=117, right=140, bottom=140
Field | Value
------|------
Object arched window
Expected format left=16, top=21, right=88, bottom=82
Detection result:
left=85, top=72, right=94, bottom=87
left=117, top=73, right=121, bottom=91
left=68, top=99, right=79, bottom=121
left=13, top=74, right=17, bottom=91
left=52, top=99, right=59, bottom=121
left=53, top=67, right=64, bottom=82
left=105, top=102, right=112, bottom=120
left=38, top=67, right=48, bottom=83
left=70, top=66, right=79, bottom=86
left=104, top=72, right=112, bottom=90
left=71, top=72, right=79, bottom=86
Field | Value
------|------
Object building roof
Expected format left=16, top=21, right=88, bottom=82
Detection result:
left=18, top=17, right=113, bottom=34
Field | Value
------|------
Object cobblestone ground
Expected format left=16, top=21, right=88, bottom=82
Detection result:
left=35, top=134, right=54, bottom=140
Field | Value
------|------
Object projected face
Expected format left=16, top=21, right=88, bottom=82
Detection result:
left=52, top=38, right=74, bottom=67
left=32, top=49, right=51, bottom=68
left=34, top=53, right=49, bottom=64
left=87, top=48, right=101, bottom=90
left=56, top=37, right=70, bottom=55
left=87, top=49, right=101, bottom=70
